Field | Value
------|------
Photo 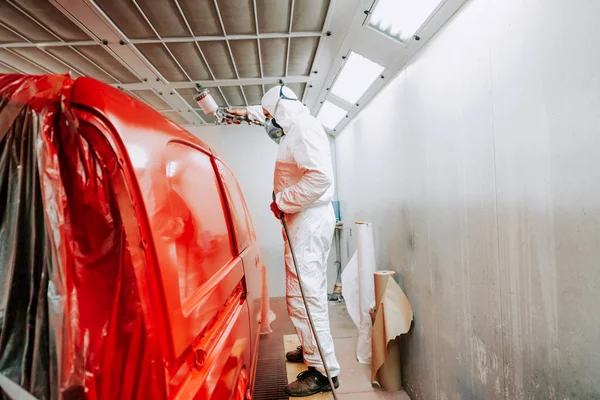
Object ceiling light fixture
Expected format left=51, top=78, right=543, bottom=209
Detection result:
left=367, top=0, right=443, bottom=44
left=316, top=101, right=347, bottom=130
left=330, top=52, right=384, bottom=104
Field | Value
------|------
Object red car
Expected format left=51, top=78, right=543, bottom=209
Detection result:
left=0, top=74, right=267, bottom=400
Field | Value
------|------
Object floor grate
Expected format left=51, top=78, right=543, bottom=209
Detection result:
left=252, top=358, right=289, bottom=400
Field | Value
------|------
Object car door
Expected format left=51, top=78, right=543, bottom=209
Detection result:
left=153, top=142, right=251, bottom=399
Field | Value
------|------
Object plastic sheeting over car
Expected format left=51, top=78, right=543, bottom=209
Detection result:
left=0, top=74, right=165, bottom=400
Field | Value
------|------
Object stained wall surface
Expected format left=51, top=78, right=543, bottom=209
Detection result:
left=334, top=0, right=600, bottom=398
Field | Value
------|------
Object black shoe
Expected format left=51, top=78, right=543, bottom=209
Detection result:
left=286, top=346, right=304, bottom=363
left=284, top=367, right=339, bottom=397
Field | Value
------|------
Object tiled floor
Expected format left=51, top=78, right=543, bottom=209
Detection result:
left=257, top=297, right=410, bottom=400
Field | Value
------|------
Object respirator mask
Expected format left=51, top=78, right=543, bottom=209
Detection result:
left=265, top=118, right=284, bottom=144
left=265, top=85, right=297, bottom=144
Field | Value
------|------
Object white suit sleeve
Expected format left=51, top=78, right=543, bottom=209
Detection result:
left=275, top=129, right=333, bottom=214
left=246, top=105, right=266, bottom=123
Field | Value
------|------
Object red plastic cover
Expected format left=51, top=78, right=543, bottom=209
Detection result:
left=0, top=74, right=165, bottom=400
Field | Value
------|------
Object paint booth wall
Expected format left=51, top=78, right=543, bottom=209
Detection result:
left=190, top=125, right=338, bottom=297
left=334, top=0, right=600, bottom=399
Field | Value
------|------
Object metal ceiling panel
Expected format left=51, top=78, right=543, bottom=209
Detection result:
left=177, top=0, right=222, bottom=36
left=229, top=40, right=261, bottom=78
left=260, top=38, right=286, bottom=76
left=0, top=63, right=16, bottom=73
left=217, top=0, right=255, bottom=35
left=94, top=0, right=154, bottom=39
left=220, top=86, right=246, bottom=107
left=73, top=46, right=140, bottom=83
left=134, top=0, right=189, bottom=38
left=131, top=90, right=171, bottom=110
left=256, top=0, right=291, bottom=33
left=199, top=41, right=236, bottom=79
left=6, top=0, right=90, bottom=41
left=287, top=82, right=307, bottom=100
left=136, top=43, right=188, bottom=81
left=45, top=47, right=120, bottom=84
left=0, top=24, right=24, bottom=43
left=167, top=42, right=212, bottom=81
left=0, top=49, right=47, bottom=74
left=292, top=0, right=330, bottom=32
left=10, top=47, right=82, bottom=78
left=176, top=88, right=200, bottom=109
left=162, top=111, right=188, bottom=125
left=0, top=2, right=57, bottom=42
left=242, top=85, right=263, bottom=105
left=0, top=0, right=343, bottom=127
left=264, top=82, right=278, bottom=92
left=288, top=37, right=318, bottom=75
left=196, top=111, right=214, bottom=123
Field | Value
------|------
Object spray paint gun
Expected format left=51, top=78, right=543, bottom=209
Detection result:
left=194, top=88, right=264, bottom=126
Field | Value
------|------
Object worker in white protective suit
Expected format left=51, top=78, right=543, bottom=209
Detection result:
left=228, top=85, right=340, bottom=396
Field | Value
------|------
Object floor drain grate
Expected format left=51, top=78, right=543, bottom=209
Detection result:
left=252, top=358, right=288, bottom=400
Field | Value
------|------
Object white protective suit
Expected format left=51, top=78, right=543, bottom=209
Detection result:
left=247, top=86, right=340, bottom=376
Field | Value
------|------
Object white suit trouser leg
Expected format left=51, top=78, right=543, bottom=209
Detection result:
left=284, top=204, right=340, bottom=377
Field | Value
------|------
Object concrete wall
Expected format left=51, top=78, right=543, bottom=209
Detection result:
left=334, top=0, right=600, bottom=398
left=190, top=125, right=339, bottom=297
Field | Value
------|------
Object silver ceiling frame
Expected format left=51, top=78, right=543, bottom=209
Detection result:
left=128, top=0, right=222, bottom=114
left=172, top=0, right=231, bottom=111
left=300, top=0, right=337, bottom=105
left=48, top=0, right=207, bottom=126
left=285, top=0, right=295, bottom=78
left=3, top=0, right=340, bottom=128
left=3, top=1, right=121, bottom=83
left=213, top=0, right=248, bottom=107
left=115, top=76, right=311, bottom=91
left=252, top=0, right=266, bottom=96
left=0, top=33, right=323, bottom=49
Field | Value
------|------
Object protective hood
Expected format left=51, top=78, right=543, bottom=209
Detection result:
left=261, top=86, right=308, bottom=132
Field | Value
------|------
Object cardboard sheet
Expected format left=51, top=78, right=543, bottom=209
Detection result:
left=371, top=271, right=413, bottom=390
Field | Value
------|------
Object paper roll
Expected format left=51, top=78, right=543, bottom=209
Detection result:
left=371, top=271, right=413, bottom=390
left=355, top=221, right=376, bottom=364
left=374, top=270, right=396, bottom=305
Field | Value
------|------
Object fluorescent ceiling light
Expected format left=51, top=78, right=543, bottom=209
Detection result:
left=368, top=0, right=443, bottom=43
left=330, top=52, right=384, bottom=104
left=316, top=101, right=346, bottom=130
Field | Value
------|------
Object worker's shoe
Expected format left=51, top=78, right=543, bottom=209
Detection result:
left=286, top=346, right=304, bottom=363
left=284, top=367, right=339, bottom=397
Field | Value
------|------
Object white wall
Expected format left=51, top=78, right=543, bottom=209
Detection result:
left=335, top=0, right=600, bottom=399
left=190, top=125, right=339, bottom=298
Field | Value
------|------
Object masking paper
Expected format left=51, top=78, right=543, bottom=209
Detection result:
left=371, top=271, right=413, bottom=390
left=355, top=222, right=377, bottom=364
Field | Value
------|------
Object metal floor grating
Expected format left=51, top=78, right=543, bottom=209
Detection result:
left=253, top=298, right=295, bottom=400
left=253, top=358, right=289, bottom=400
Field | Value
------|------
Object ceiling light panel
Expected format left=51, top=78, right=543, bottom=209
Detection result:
left=330, top=52, right=384, bottom=104
left=316, top=101, right=346, bottom=130
left=367, top=0, right=443, bottom=44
